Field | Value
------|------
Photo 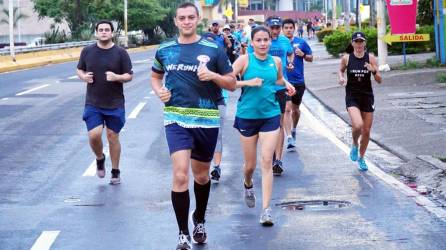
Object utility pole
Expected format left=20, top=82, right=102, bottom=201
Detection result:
left=124, top=0, right=128, bottom=48
left=376, top=0, right=389, bottom=70
left=235, top=0, right=238, bottom=23
left=344, top=0, right=350, bottom=31
left=9, top=0, right=15, bottom=62
left=355, top=0, right=359, bottom=28
left=332, top=0, right=337, bottom=29
left=17, top=0, right=21, bottom=42
left=369, top=0, right=375, bottom=27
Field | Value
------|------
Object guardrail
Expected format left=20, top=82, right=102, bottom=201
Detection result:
left=0, top=40, right=95, bottom=56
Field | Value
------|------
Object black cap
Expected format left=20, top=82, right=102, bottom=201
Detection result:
left=266, top=17, right=282, bottom=27
left=352, top=31, right=366, bottom=41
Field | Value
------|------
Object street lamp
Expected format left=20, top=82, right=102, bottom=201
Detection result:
left=9, top=0, right=15, bottom=62
left=124, top=0, right=128, bottom=48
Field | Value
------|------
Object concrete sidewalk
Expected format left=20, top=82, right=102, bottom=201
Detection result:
left=304, top=40, right=446, bottom=201
left=0, top=45, right=156, bottom=73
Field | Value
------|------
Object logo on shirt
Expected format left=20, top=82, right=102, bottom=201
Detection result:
left=197, top=55, right=210, bottom=67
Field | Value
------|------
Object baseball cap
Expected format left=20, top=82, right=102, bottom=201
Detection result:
left=223, top=24, right=230, bottom=30
left=212, top=21, right=219, bottom=26
left=266, top=17, right=282, bottom=27
left=351, top=31, right=366, bottom=41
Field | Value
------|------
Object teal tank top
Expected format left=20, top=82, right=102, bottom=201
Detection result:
left=236, top=53, right=281, bottom=119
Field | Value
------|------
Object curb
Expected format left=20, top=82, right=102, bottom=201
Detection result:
left=417, top=155, right=446, bottom=171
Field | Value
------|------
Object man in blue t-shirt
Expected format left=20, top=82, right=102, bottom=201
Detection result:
left=151, top=3, right=236, bottom=249
left=282, top=18, right=313, bottom=153
left=250, top=16, right=294, bottom=176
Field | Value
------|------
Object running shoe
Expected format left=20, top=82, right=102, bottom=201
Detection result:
left=96, top=154, right=106, bottom=178
left=210, top=165, right=221, bottom=182
left=286, top=136, right=296, bottom=152
left=259, top=207, right=274, bottom=226
left=190, top=211, right=207, bottom=244
left=176, top=233, right=192, bottom=250
left=291, top=128, right=296, bottom=140
left=110, top=169, right=121, bottom=185
left=272, top=160, right=284, bottom=176
left=244, top=181, right=256, bottom=208
left=358, top=158, right=368, bottom=171
left=350, top=145, right=359, bottom=162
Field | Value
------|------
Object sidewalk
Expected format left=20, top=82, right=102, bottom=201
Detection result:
left=0, top=45, right=156, bottom=73
left=304, top=40, right=446, bottom=200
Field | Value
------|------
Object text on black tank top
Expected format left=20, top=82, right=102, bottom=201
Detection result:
left=346, top=52, right=373, bottom=95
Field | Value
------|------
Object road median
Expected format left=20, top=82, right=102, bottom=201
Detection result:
left=0, top=44, right=158, bottom=73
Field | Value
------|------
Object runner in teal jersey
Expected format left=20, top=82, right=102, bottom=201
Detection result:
left=232, top=26, right=295, bottom=226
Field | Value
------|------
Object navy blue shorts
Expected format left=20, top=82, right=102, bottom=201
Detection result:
left=275, top=89, right=287, bottom=114
left=233, top=115, right=281, bottom=137
left=82, top=105, right=125, bottom=133
left=346, top=93, right=375, bottom=112
left=165, top=123, right=219, bottom=162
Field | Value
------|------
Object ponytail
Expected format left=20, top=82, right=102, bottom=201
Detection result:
left=345, top=43, right=353, bottom=54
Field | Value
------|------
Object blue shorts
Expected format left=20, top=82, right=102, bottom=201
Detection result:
left=233, top=115, right=280, bottom=137
left=82, top=105, right=125, bottom=133
left=165, top=123, right=219, bottom=162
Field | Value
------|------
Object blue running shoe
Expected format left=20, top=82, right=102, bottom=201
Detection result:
left=350, top=145, right=359, bottom=162
left=358, top=158, right=368, bottom=171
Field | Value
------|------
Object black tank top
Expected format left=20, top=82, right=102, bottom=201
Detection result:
left=346, top=52, right=373, bottom=95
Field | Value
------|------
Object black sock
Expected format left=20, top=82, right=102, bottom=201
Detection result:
left=273, top=152, right=276, bottom=162
left=171, top=190, right=190, bottom=235
left=194, top=181, right=211, bottom=223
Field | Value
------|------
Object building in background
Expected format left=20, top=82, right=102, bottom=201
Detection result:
left=0, top=0, right=68, bottom=45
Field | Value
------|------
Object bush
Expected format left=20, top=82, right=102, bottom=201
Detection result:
left=323, top=26, right=434, bottom=57
left=323, top=31, right=351, bottom=57
left=316, top=28, right=334, bottom=42
left=44, top=27, right=69, bottom=44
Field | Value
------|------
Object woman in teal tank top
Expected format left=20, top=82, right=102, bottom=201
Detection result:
left=231, top=26, right=296, bottom=226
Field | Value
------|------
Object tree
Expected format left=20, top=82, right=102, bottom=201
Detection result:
left=1, top=7, right=28, bottom=27
left=32, top=0, right=168, bottom=40
left=417, top=0, right=433, bottom=26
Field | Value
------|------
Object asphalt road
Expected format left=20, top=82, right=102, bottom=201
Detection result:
left=0, top=48, right=446, bottom=250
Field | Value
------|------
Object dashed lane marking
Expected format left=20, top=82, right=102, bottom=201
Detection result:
left=30, top=231, right=60, bottom=250
left=16, top=84, right=50, bottom=96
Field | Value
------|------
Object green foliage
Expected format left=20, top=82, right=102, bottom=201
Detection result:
left=394, top=60, right=422, bottom=70
left=323, top=26, right=435, bottom=57
left=44, top=26, right=68, bottom=44
left=417, top=0, right=433, bottom=26
left=436, top=73, right=446, bottom=83
left=316, top=28, right=334, bottom=42
left=426, top=56, right=442, bottom=67
left=323, top=31, right=351, bottom=58
left=33, top=0, right=168, bottom=40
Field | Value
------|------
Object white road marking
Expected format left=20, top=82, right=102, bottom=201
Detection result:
left=1, top=97, right=9, bottom=101
left=301, top=104, right=446, bottom=221
left=144, top=96, right=150, bottom=99
left=128, top=102, right=147, bottom=119
left=133, top=59, right=152, bottom=63
left=67, top=75, right=78, bottom=80
left=83, top=151, right=110, bottom=177
left=150, top=90, right=155, bottom=95
left=30, top=231, right=60, bottom=250
left=16, top=84, right=50, bottom=96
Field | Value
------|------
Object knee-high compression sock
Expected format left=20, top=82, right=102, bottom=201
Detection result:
left=194, top=181, right=211, bottom=223
left=171, top=190, right=190, bottom=235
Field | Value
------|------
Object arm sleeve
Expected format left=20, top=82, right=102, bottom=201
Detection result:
left=216, top=46, right=233, bottom=75
left=77, top=48, right=87, bottom=70
left=121, top=50, right=133, bottom=74
left=151, top=49, right=165, bottom=74
left=303, top=41, right=312, bottom=55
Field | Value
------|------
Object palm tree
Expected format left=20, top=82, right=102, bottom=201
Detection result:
left=1, top=7, right=28, bottom=27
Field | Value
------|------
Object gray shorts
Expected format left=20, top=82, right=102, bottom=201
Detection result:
left=214, top=104, right=226, bottom=153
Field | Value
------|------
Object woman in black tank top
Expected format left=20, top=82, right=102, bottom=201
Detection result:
left=338, top=32, right=382, bottom=171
